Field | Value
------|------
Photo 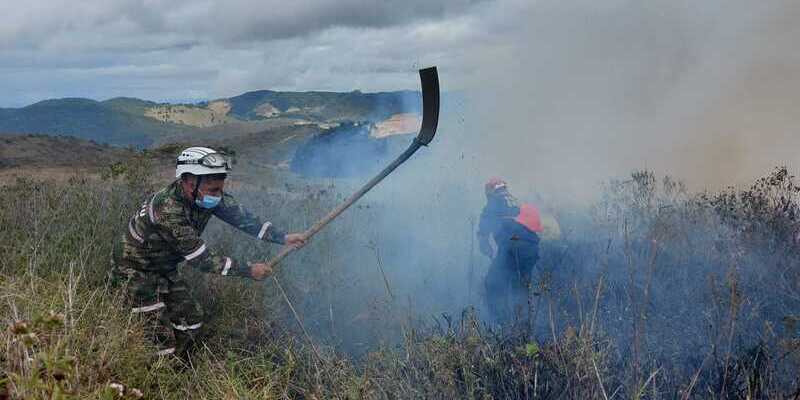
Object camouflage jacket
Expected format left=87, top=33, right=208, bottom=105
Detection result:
left=118, top=180, right=286, bottom=277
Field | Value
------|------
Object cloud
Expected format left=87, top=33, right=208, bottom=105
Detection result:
left=444, top=0, right=800, bottom=196
left=200, top=0, right=485, bottom=42
left=0, top=0, right=489, bottom=106
left=2, top=0, right=800, bottom=194
left=0, top=0, right=484, bottom=51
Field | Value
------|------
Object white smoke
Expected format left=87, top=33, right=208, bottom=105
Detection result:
left=441, top=0, right=800, bottom=201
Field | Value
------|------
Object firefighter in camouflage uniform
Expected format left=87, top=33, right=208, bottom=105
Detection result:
left=478, top=177, right=542, bottom=324
left=110, top=147, right=306, bottom=356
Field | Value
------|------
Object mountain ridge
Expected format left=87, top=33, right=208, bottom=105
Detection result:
left=0, top=89, right=422, bottom=148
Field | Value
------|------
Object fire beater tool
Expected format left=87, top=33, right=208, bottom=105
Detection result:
left=264, top=66, right=440, bottom=270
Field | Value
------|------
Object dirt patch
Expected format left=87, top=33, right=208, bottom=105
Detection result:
left=370, top=113, right=421, bottom=138
left=254, top=102, right=280, bottom=118
left=207, top=100, right=231, bottom=117
left=144, top=104, right=234, bottom=127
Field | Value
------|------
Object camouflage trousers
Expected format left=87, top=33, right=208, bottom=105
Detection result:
left=110, top=258, right=204, bottom=357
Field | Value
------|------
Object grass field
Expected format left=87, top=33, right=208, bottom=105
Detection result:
left=1, top=149, right=799, bottom=398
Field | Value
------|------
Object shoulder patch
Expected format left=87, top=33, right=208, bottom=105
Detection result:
left=149, top=187, right=183, bottom=224
left=156, top=196, right=184, bottom=221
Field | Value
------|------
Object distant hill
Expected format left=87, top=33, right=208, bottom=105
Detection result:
left=0, top=120, right=414, bottom=183
left=0, top=98, right=194, bottom=148
left=0, top=90, right=422, bottom=148
left=102, top=97, right=159, bottom=116
left=226, top=90, right=420, bottom=122
left=0, top=134, right=135, bottom=169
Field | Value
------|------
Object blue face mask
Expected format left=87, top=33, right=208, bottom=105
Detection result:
left=195, top=194, right=221, bottom=209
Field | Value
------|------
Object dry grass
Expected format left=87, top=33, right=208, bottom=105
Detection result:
left=1, top=158, right=799, bottom=399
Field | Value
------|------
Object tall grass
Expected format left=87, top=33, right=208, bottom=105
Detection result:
left=1, top=161, right=799, bottom=399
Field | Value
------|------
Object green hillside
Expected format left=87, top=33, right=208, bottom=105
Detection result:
left=0, top=90, right=422, bottom=149
left=0, top=98, right=195, bottom=148
left=102, top=97, right=160, bottom=116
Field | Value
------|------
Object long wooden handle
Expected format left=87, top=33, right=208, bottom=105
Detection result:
left=265, top=140, right=424, bottom=270
left=264, top=66, right=439, bottom=271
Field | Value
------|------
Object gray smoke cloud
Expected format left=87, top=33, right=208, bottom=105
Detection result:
left=454, top=0, right=800, bottom=197
left=305, top=0, right=800, bottom=335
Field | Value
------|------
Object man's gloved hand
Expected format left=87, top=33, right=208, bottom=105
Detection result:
left=248, top=262, right=273, bottom=280
left=284, top=233, right=308, bottom=249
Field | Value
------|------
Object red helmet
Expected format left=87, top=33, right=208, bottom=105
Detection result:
left=485, top=177, right=508, bottom=195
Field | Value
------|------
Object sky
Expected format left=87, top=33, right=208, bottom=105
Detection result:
left=2, top=0, right=800, bottom=191
left=0, top=0, right=491, bottom=106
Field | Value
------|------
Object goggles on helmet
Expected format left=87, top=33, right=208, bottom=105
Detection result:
left=176, top=152, right=232, bottom=170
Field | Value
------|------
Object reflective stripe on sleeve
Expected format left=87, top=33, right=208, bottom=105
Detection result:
left=131, top=302, right=165, bottom=313
left=147, top=195, right=157, bottom=224
left=128, top=219, right=144, bottom=243
left=257, top=222, right=272, bottom=240
left=184, top=244, right=207, bottom=261
left=155, top=347, right=175, bottom=356
left=221, top=257, right=232, bottom=276
left=172, top=322, right=203, bottom=331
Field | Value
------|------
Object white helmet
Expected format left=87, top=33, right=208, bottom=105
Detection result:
left=175, top=147, right=232, bottom=178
